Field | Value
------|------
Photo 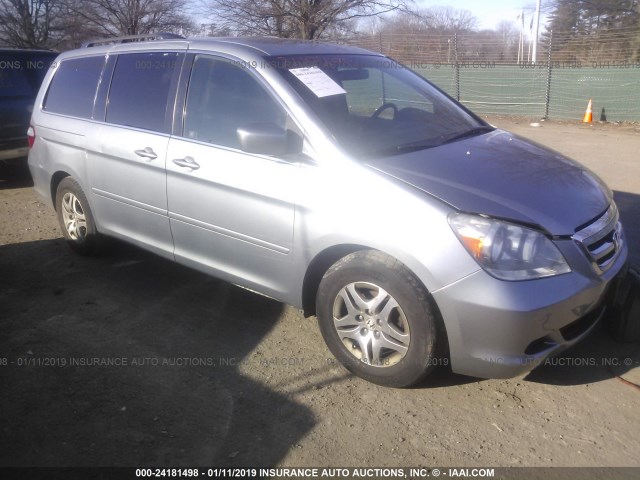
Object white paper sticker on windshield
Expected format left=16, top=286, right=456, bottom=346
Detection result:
left=289, top=67, right=346, bottom=98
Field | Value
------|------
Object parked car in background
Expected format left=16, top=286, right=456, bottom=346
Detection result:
left=0, top=49, right=57, bottom=165
left=28, top=35, right=629, bottom=387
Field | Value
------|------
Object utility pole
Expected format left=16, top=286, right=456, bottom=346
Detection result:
left=517, top=9, right=524, bottom=64
left=532, top=0, right=541, bottom=63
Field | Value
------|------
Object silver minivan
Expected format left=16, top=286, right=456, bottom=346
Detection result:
left=28, top=35, right=628, bottom=387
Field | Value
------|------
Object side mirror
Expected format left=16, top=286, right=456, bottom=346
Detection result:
left=237, top=123, right=302, bottom=157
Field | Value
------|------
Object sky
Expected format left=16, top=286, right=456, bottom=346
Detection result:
left=416, top=0, right=550, bottom=31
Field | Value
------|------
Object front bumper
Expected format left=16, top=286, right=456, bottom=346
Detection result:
left=432, top=240, right=629, bottom=379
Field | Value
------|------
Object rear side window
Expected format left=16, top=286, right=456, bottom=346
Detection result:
left=106, top=52, right=181, bottom=133
left=43, top=56, right=104, bottom=119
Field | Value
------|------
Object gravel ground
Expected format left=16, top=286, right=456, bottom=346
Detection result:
left=0, top=117, right=639, bottom=470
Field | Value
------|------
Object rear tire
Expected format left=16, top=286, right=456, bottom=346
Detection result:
left=316, top=250, right=443, bottom=388
left=55, top=177, right=104, bottom=255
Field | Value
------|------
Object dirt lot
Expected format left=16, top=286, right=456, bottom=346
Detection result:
left=1, top=117, right=639, bottom=470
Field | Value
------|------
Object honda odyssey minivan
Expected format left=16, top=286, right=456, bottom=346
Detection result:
left=28, top=35, right=628, bottom=387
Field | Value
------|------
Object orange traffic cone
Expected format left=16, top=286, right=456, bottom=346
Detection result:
left=582, top=99, right=593, bottom=123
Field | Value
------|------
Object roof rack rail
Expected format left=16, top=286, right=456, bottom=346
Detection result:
left=82, top=32, right=185, bottom=48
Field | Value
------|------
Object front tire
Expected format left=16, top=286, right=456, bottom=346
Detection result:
left=55, top=177, right=103, bottom=255
left=316, top=250, right=443, bottom=388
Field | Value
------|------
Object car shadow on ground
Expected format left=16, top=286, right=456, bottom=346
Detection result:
left=0, top=238, right=315, bottom=467
left=0, top=162, right=33, bottom=190
left=523, top=322, right=639, bottom=386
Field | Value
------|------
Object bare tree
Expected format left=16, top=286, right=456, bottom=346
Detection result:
left=71, top=0, right=194, bottom=37
left=195, top=22, right=232, bottom=37
left=495, top=20, right=519, bottom=59
left=379, top=9, right=427, bottom=34
left=545, top=0, right=640, bottom=63
left=379, top=6, right=478, bottom=35
left=422, top=6, right=478, bottom=33
left=201, top=0, right=411, bottom=40
left=0, top=0, right=65, bottom=48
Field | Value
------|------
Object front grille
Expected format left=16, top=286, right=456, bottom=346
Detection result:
left=572, top=204, right=623, bottom=274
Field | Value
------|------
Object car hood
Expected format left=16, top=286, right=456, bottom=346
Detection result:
left=365, top=129, right=612, bottom=235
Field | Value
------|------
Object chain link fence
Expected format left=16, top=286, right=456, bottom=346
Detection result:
left=341, top=28, right=640, bottom=121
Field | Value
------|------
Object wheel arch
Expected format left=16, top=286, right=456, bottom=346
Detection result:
left=301, top=244, right=445, bottom=327
left=302, top=244, right=371, bottom=317
left=50, top=170, right=71, bottom=208
left=312, top=247, right=451, bottom=387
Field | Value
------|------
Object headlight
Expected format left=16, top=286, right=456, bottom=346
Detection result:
left=448, top=213, right=571, bottom=281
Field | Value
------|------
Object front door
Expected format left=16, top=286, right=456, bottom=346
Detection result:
left=166, top=55, right=299, bottom=299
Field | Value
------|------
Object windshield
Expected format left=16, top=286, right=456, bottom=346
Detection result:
left=268, top=54, right=490, bottom=158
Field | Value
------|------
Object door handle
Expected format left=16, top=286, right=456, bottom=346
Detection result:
left=134, top=147, right=158, bottom=160
left=172, top=156, right=200, bottom=171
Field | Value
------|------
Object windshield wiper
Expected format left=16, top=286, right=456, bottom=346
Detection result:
left=364, top=141, right=438, bottom=158
left=392, top=140, right=439, bottom=154
left=365, top=125, right=495, bottom=158
left=440, top=125, right=495, bottom=145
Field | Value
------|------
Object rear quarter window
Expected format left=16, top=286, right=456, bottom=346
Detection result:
left=43, top=56, right=105, bottom=119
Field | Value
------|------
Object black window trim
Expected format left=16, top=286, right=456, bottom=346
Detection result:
left=92, top=54, right=116, bottom=122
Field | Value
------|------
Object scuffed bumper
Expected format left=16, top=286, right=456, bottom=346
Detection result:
left=432, top=243, right=628, bottom=379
